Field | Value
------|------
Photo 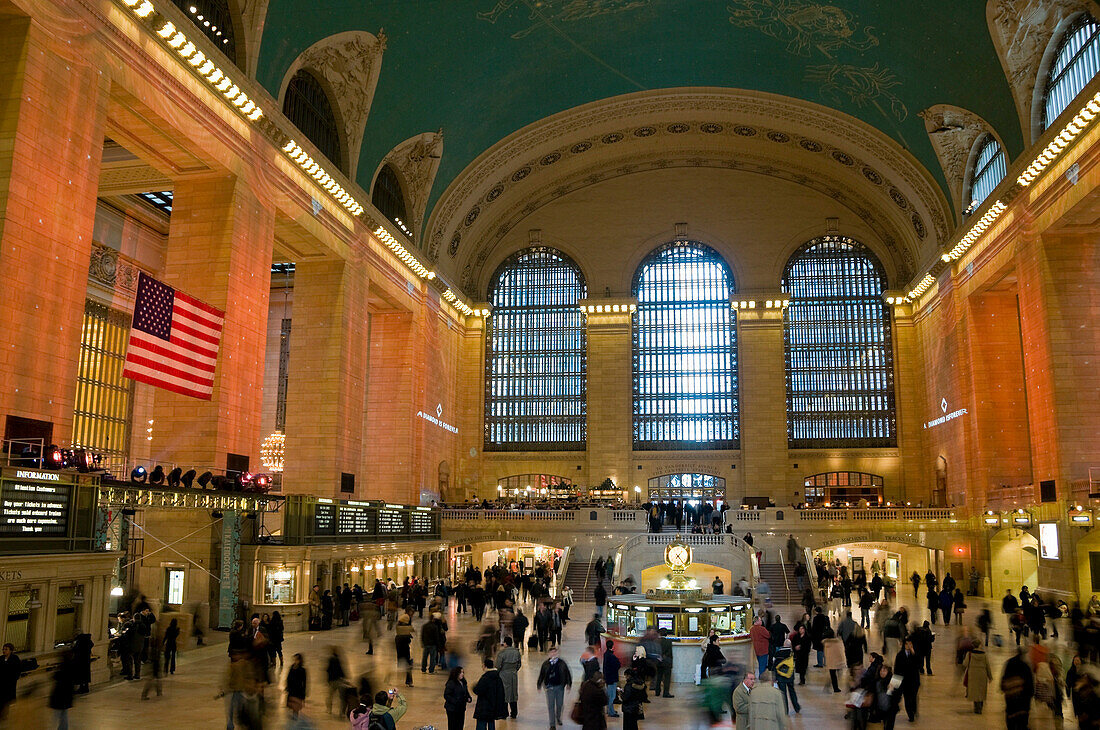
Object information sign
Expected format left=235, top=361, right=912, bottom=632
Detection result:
left=0, top=477, right=71, bottom=535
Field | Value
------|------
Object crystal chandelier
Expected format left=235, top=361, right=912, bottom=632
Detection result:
left=260, top=431, right=285, bottom=472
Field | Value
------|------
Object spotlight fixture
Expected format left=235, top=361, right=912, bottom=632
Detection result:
left=234, top=471, right=253, bottom=490
left=197, top=471, right=213, bottom=489
left=181, top=469, right=197, bottom=489
left=130, top=466, right=148, bottom=484
left=44, top=445, right=64, bottom=469
left=73, top=449, right=95, bottom=473
left=252, top=474, right=271, bottom=491
left=211, top=510, right=224, bottom=519
left=167, top=467, right=183, bottom=488
left=211, top=475, right=230, bottom=491
left=149, top=465, right=165, bottom=485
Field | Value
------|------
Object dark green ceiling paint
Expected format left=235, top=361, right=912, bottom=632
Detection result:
left=258, top=1, right=1024, bottom=223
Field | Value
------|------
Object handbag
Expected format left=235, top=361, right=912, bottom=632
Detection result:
left=569, top=700, right=584, bottom=723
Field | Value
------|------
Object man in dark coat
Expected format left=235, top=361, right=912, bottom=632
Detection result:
left=894, top=638, right=922, bottom=721
left=0, top=643, right=20, bottom=717
left=1001, top=648, right=1034, bottom=730
left=473, top=657, right=508, bottom=729
left=585, top=614, right=604, bottom=648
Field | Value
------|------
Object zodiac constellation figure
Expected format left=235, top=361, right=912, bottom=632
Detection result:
left=805, top=63, right=908, bottom=122
left=727, top=0, right=879, bottom=58
left=478, top=0, right=649, bottom=39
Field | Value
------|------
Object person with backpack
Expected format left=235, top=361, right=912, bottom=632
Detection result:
left=773, top=643, right=800, bottom=715
left=352, top=689, right=407, bottom=730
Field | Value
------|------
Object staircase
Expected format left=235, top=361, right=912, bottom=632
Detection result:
left=757, top=561, right=799, bottom=606
left=562, top=561, right=597, bottom=602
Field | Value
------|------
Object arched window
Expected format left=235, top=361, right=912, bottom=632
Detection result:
left=1043, top=13, right=1100, bottom=130
left=967, top=135, right=1006, bottom=214
left=783, top=236, right=896, bottom=448
left=632, top=241, right=738, bottom=450
left=372, top=165, right=410, bottom=237
left=172, top=0, right=237, bottom=64
left=282, top=70, right=342, bottom=172
left=485, top=248, right=586, bottom=451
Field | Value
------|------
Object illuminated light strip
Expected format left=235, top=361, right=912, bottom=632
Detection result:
left=372, top=225, right=434, bottom=279
left=130, top=12, right=265, bottom=124
left=1018, top=91, right=1100, bottom=187
left=441, top=289, right=474, bottom=317
left=906, top=274, right=936, bottom=301
left=579, top=303, right=637, bottom=314
left=941, top=199, right=1006, bottom=262
left=282, top=140, right=364, bottom=217
left=730, top=300, right=757, bottom=309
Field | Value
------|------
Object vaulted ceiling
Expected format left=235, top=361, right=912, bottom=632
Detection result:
left=256, top=0, right=1025, bottom=228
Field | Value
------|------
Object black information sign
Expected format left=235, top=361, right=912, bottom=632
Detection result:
left=314, top=503, right=336, bottom=535
left=410, top=510, right=434, bottom=534
left=377, top=509, right=405, bottom=534
left=337, top=504, right=373, bottom=535
left=0, top=479, right=71, bottom=535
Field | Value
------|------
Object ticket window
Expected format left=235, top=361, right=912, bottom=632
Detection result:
left=263, top=566, right=297, bottom=605
left=4, top=590, right=31, bottom=652
left=164, top=568, right=185, bottom=607
left=54, top=586, right=77, bottom=646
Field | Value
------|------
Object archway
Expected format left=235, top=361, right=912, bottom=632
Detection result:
left=1074, top=528, right=1100, bottom=603
left=989, top=528, right=1038, bottom=601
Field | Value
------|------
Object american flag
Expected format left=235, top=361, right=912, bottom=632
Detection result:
left=122, top=272, right=225, bottom=400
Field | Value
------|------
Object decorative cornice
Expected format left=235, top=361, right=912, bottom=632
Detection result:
left=427, top=89, right=952, bottom=277
left=459, top=149, right=916, bottom=294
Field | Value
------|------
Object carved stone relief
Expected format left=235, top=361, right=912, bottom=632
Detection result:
left=457, top=149, right=914, bottom=294
left=281, top=30, right=386, bottom=179
left=919, top=105, right=999, bottom=221
left=238, top=0, right=271, bottom=78
left=986, top=0, right=1095, bottom=139
left=376, top=130, right=444, bottom=246
left=425, top=90, right=951, bottom=275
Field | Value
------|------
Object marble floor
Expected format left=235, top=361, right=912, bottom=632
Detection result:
left=5, top=592, right=1081, bottom=729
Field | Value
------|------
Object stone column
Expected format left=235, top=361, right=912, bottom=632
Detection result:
left=149, top=175, right=274, bottom=471
left=584, top=305, right=634, bottom=489
left=1017, top=231, right=1100, bottom=492
left=0, top=17, right=108, bottom=442
left=282, top=258, right=370, bottom=496
left=737, top=309, right=788, bottom=501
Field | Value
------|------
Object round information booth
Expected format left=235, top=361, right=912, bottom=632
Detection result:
left=603, top=536, right=752, bottom=683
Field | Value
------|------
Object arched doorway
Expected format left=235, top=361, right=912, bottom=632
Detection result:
left=989, top=528, right=1038, bottom=600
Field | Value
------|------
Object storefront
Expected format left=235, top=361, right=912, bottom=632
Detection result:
left=646, top=473, right=726, bottom=509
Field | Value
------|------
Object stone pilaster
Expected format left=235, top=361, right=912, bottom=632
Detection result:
left=282, top=258, right=370, bottom=497
left=149, top=175, right=274, bottom=471
left=0, top=16, right=108, bottom=443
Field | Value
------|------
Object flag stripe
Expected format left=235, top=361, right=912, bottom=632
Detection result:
left=126, top=350, right=216, bottom=381
left=123, top=362, right=213, bottom=399
left=174, top=289, right=224, bottom=319
left=172, top=318, right=222, bottom=346
left=123, top=273, right=224, bottom=400
left=173, top=298, right=224, bottom=332
left=130, top=330, right=217, bottom=367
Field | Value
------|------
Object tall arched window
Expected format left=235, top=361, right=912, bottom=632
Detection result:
left=967, top=134, right=1006, bottom=214
left=283, top=70, right=343, bottom=172
left=372, top=165, right=410, bottom=237
left=783, top=236, right=896, bottom=448
left=632, top=241, right=738, bottom=450
left=485, top=248, right=586, bottom=451
left=1043, top=13, right=1100, bottom=130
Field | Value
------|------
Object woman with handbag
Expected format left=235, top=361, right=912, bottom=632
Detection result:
left=872, top=664, right=901, bottom=730
left=620, top=666, right=647, bottom=730
left=963, top=640, right=992, bottom=714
